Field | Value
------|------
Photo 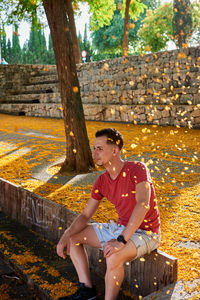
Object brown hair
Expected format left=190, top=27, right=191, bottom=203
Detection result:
left=95, top=128, right=123, bottom=150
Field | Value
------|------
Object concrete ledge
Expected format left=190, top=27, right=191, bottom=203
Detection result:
left=0, top=177, right=177, bottom=298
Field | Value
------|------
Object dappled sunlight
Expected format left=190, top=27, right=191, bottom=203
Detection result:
left=0, top=146, right=32, bottom=168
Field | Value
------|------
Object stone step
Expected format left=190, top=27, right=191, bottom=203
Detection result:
left=0, top=102, right=197, bottom=128
left=27, top=74, right=58, bottom=85
left=31, top=65, right=57, bottom=76
left=77, top=63, right=199, bottom=81
left=7, top=71, right=198, bottom=100
left=81, top=90, right=198, bottom=106
left=6, top=93, right=61, bottom=104
left=78, top=76, right=199, bottom=92
left=0, top=103, right=63, bottom=118
left=10, top=83, right=60, bottom=95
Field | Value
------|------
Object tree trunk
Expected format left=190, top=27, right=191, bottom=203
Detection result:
left=172, top=0, right=192, bottom=48
left=64, top=0, right=81, bottom=64
left=122, top=0, right=131, bottom=57
left=42, top=0, right=94, bottom=173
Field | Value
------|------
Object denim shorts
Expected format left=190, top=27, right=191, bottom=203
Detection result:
left=92, top=220, right=161, bottom=259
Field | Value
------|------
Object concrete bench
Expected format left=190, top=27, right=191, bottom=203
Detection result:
left=0, top=177, right=177, bottom=298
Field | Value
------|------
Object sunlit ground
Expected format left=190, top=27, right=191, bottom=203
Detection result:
left=0, top=113, right=199, bottom=298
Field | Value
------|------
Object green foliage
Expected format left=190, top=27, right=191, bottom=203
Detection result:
left=88, top=0, right=116, bottom=30
left=138, top=1, right=200, bottom=52
left=0, top=0, right=50, bottom=64
left=21, top=24, right=53, bottom=64
left=91, top=0, right=159, bottom=59
left=1, top=23, right=55, bottom=64
left=120, top=0, right=146, bottom=20
left=0, top=0, right=44, bottom=26
left=91, top=11, right=124, bottom=56
left=138, top=3, right=173, bottom=52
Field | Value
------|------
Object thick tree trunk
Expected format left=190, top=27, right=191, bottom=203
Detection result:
left=43, top=0, right=94, bottom=173
left=64, top=0, right=81, bottom=64
left=122, top=0, right=131, bottom=57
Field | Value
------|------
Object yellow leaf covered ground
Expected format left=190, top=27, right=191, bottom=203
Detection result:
left=0, top=113, right=199, bottom=297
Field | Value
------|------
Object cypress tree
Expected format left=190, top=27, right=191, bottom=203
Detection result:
left=11, top=24, right=21, bottom=63
left=47, top=33, right=56, bottom=64
left=27, top=24, right=38, bottom=63
left=1, top=26, right=7, bottom=61
left=6, top=39, right=12, bottom=63
left=82, top=24, right=93, bottom=62
left=21, top=40, right=29, bottom=64
left=39, top=28, right=48, bottom=63
left=25, top=23, right=48, bottom=64
left=78, top=31, right=84, bottom=54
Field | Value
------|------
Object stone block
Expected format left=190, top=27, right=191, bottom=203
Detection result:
left=138, top=113, right=146, bottom=120
left=161, top=117, right=171, bottom=125
left=162, top=109, right=170, bottom=118
left=134, top=106, right=145, bottom=114
left=179, top=94, right=194, bottom=105
left=170, top=108, right=177, bottom=117
left=194, top=117, right=200, bottom=125
left=154, top=110, right=162, bottom=120
left=191, top=108, right=200, bottom=118
left=194, top=93, right=200, bottom=104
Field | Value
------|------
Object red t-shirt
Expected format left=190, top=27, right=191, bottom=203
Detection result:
left=91, top=161, right=160, bottom=234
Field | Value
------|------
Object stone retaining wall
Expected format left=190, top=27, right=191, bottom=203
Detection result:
left=0, top=46, right=200, bottom=128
